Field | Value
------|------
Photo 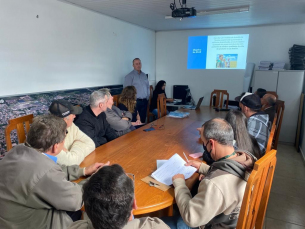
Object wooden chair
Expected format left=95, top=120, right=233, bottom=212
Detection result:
left=157, top=93, right=167, bottom=119
left=237, top=150, right=277, bottom=229
left=210, top=90, right=229, bottom=109
left=147, top=85, right=155, bottom=123
left=266, top=114, right=277, bottom=153
left=273, top=100, right=285, bottom=149
left=5, top=114, right=34, bottom=151
left=113, top=94, right=120, bottom=106
left=266, top=91, right=278, bottom=99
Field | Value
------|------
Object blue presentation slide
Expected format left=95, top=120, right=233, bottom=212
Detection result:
left=187, top=34, right=249, bottom=70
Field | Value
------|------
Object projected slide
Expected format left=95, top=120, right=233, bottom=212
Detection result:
left=187, top=34, right=249, bottom=69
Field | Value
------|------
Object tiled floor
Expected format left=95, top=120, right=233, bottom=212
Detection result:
left=265, top=144, right=305, bottom=229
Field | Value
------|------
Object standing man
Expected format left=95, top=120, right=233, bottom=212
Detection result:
left=124, top=58, right=149, bottom=123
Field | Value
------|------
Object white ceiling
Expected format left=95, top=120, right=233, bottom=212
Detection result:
left=59, top=0, right=305, bottom=31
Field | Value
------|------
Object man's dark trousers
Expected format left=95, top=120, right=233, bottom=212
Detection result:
left=136, top=99, right=148, bottom=123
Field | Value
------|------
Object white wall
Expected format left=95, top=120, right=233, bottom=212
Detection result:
left=156, top=24, right=305, bottom=105
left=0, top=0, right=155, bottom=97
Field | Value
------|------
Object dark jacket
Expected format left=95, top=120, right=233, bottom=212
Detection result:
left=75, top=106, right=118, bottom=147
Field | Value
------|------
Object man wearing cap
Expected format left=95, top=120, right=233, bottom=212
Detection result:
left=75, top=90, right=118, bottom=147
left=49, top=100, right=95, bottom=166
left=239, top=92, right=269, bottom=154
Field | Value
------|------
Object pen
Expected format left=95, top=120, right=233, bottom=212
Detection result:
left=183, top=152, right=189, bottom=162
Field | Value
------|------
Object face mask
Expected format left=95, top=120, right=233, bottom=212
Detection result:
left=203, top=140, right=212, bottom=154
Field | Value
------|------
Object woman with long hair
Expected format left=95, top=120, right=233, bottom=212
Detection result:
left=150, top=80, right=173, bottom=117
left=118, top=86, right=142, bottom=126
left=225, top=110, right=262, bottom=159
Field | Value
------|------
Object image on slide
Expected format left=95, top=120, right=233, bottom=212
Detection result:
left=216, top=54, right=238, bottom=68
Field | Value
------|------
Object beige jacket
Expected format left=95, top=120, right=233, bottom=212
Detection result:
left=69, top=217, right=169, bottom=229
left=56, top=123, right=95, bottom=165
left=0, top=144, right=84, bottom=229
left=173, top=151, right=254, bottom=229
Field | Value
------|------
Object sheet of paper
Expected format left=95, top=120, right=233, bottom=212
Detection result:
left=151, top=153, right=197, bottom=186
left=157, top=160, right=167, bottom=169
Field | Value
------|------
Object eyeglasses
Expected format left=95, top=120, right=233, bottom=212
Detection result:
left=150, top=122, right=165, bottom=130
left=126, top=173, right=135, bottom=182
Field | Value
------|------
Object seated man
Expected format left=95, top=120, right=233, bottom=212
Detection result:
left=69, top=164, right=169, bottom=229
left=261, top=93, right=277, bottom=124
left=0, top=115, right=108, bottom=229
left=166, top=118, right=255, bottom=228
left=49, top=99, right=95, bottom=165
left=240, top=93, right=269, bottom=154
left=75, top=89, right=118, bottom=147
left=103, top=88, right=139, bottom=136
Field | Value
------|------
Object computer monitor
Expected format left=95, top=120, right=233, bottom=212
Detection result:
left=173, top=85, right=189, bottom=103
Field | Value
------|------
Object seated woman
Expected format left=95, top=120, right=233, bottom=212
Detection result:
left=150, top=80, right=173, bottom=118
left=117, top=86, right=142, bottom=127
left=202, top=110, right=261, bottom=165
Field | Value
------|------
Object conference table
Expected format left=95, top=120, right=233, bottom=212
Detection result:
left=75, top=106, right=227, bottom=216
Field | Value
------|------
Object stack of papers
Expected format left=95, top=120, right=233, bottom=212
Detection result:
left=258, top=61, right=272, bottom=70
left=272, top=62, right=286, bottom=70
left=168, top=111, right=190, bottom=118
left=152, top=153, right=197, bottom=186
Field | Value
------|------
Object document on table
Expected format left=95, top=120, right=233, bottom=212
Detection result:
left=152, top=153, right=197, bottom=186
left=157, top=160, right=167, bottom=169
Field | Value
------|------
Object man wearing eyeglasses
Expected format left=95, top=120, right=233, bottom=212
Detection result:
left=0, top=115, right=109, bottom=229
left=75, top=89, right=118, bottom=147
left=69, top=164, right=169, bottom=229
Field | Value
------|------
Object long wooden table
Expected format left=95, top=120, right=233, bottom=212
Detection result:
left=76, top=106, right=227, bottom=215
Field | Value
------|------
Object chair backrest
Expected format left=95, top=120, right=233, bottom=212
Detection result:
left=113, top=95, right=120, bottom=107
left=237, top=150, right=277, bottom=229
left=266, top=114, right=277, bottom=153
left=210, top=90, right=229, bottom=109
left=273, top=100, right=285, bottom=149
left=266, top=91, right=278, bottom=99
left=157, top=93, right=167, bottom=118
left=5, top=114, right=34, bottom=151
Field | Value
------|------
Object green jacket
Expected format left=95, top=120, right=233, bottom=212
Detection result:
left=0, top=144, right=84, bottom=229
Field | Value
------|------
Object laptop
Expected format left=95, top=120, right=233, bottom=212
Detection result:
left=183, top=97, right=204, bottom=110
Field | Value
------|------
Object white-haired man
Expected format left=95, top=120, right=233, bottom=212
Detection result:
left=75, top=90, right=118, bottom=147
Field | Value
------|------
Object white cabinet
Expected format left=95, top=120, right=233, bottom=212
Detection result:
left=253, top=70, right=305, bottom=144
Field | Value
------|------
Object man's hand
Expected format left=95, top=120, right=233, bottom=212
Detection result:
left=136, top=120, right=142, bottom=125
left=172, top=174, right=185, bottom=182
left=85, top=161, right=110, bottom=176
left=185, top=160, right=202, bottom=171
left=122, top=117, right=129, bottom=121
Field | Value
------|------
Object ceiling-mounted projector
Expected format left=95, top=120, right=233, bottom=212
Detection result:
left=166, top=0, right=249, bottom=20
left=172, top=7, right=196, bottom=18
